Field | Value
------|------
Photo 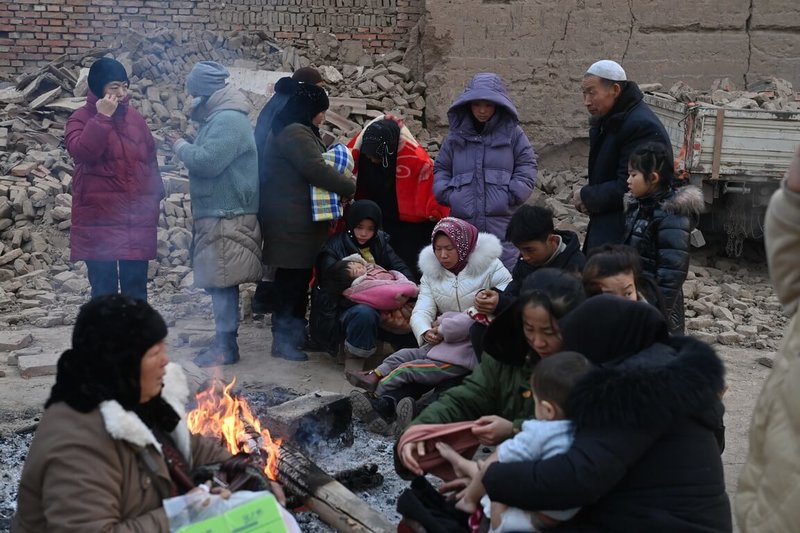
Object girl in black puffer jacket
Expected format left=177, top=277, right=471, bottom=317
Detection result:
left=623, top=142, right=703, bottom=334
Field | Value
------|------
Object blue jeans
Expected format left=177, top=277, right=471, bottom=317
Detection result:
left=86, top=260, right=148, bottom=302
left=340, top=304, right=416, bottom=357
left=207, top=286, right=240, bottom=334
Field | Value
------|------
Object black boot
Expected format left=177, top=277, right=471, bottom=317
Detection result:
left=252, top=281, right=277, bottom=315
left=287, top=316, right=309, bottom=349
left=194, top=331, right=239, bottom=367
left=270, top=317, right=308, bottom=362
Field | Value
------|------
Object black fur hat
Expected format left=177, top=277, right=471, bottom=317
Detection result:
left=47, top=295, right=168, bottom=413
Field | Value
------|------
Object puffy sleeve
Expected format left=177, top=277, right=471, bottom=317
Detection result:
left=65, top=110, right=114, bottom=163
left=280, top=124, right=357, bottom=197
left=508, top=126, right=538, bottom=206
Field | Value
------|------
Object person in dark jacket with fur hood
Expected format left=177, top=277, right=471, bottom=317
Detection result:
left=575, top=60, right=672, bottom=252
left=309, top=200, right=416, bottom=362
left=623, top=142, right=703, bottom=334
left=480, top=295, right=731, bottom=532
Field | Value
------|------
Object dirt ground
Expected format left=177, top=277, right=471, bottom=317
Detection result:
left=0, top=309, right=777, bottom=530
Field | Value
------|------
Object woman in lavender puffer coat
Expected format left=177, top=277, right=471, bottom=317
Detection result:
left=434, top=73, right=538, bottom=270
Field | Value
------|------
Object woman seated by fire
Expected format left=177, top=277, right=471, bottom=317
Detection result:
left=12, top=295, right=297, bottom=532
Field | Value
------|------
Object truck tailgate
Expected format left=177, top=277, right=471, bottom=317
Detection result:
left=644, top=93, right=800, bottom=181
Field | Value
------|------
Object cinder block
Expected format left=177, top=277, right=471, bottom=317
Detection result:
left=18, top=352, right=60, bottom=378
left=0, top=332, right=33, bottom=352
left=263, top=391, right=353, bottom=450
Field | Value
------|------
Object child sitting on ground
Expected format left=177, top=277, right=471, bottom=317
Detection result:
left=347, top=311, right=478, bottom=395
left=324, top=254, right=419, bottom=311
left=437, top=351, right=592, bottom=532
left=347, top=310, right=479, bottom=435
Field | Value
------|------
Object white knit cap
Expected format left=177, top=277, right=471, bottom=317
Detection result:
left=586, top=60, right=627, bottom=82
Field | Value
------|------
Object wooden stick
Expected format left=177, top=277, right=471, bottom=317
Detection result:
left=278, top=443, right=394, bottom=533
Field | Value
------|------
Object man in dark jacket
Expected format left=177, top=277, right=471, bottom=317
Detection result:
left=574, top=59, right=672, bottom=252
left=309, top=200, right=417, bottom=362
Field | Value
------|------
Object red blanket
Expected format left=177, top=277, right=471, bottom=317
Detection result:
left=347, top=115, right=450, bottom=223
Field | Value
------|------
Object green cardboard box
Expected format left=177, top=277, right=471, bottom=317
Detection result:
left=176, top=493, right=288, bottom=533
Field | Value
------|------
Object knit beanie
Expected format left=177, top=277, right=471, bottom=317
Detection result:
left=47, top=295, right=169, bottom=413
left=88, top=57, right=129, bottom=99
left=186, top=61, right=230, bottom=97
left=272, top=77, right=330, bottom=133
left=347, top=199, right=383, bottom=231
left=292, top=66, right=324, bottom=85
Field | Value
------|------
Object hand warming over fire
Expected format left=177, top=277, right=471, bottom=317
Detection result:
left=188, top=481, right=232, bottom=504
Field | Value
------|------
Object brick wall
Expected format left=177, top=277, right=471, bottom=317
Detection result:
left=0, top=0, right=423, bottom=75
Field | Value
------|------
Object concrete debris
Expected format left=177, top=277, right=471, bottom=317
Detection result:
left=0, top=25, right=789, bottom=371
left=651, top=77, right=800, bottom=112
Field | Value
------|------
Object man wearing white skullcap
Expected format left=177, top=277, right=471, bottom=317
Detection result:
left=574, top=59, right=672, bottom=252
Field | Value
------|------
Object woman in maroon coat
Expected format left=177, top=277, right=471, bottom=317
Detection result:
left=65, top=58, right=164, bottom=301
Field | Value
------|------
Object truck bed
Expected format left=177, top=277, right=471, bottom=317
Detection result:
left=644, top=93, right=800, bottom=182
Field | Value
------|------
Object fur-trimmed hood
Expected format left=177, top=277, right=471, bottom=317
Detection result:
left=568, top=336, right=725, bottom=431
left=625, top=185, right=704, bottom=218
left=99, top=362, right=193, bottom=462
left=418, top=232, right=503, bottom=281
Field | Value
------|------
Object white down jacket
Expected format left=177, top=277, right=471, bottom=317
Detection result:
left=410, top=232, right=512, bottom=344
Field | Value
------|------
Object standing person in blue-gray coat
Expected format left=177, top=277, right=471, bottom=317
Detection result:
left=167, top=62, right=262, bottom=367
left=434, top=73, right=538, bottom=270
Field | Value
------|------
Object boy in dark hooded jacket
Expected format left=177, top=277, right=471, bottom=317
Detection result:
left=309, top=200, right=417, bottom=365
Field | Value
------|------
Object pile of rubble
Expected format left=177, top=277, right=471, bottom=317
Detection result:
left=0, top=27, right=441, bottom=330
left=643, top=77, right=800, bottom=112
left=0, top=26, right=791, bottom=352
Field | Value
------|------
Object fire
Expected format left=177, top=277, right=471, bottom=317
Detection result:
left=186, top=377, right=281, bottom=480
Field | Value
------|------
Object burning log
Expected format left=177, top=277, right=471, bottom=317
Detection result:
left=187, top=378, right=394, bottom=532
left=278, top=443, right=394, bottom=533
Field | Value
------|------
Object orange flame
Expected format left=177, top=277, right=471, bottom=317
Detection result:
left=186, top=377, right=281, bottom=480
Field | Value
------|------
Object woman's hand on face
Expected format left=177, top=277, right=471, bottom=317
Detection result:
left=96, top=94, right=119, bottom=117
left=471, top=415, right=513, bottom=445
left=399, top=440, right=426, bottom=476
left=474, top=289, right=499, bottom=314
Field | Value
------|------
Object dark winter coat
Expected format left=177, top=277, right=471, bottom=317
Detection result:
left=434, top=73, right=538, bottom=270
left=624, top=186, right=703, bottom=333
left=496, top=230, right=585, bottom=312
left=483, top=335, right=731, bottom=533
left=308, top=230, right=414, bottom=354
left=65, top=92, right=164, bottom=261
left=581, top=83, right=672, bottom=252
left=260, top=123, right=357, bottom=268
